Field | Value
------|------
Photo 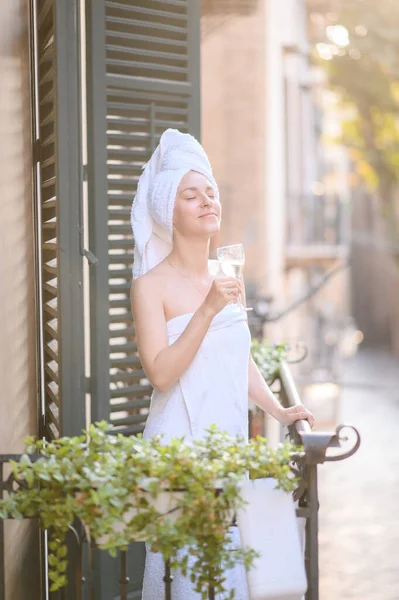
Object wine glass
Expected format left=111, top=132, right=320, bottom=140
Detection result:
left=207, top=259, right=223, bottom=278
left=216, top=244, right=253, bottom=311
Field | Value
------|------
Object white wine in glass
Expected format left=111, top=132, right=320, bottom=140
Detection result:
left=207, top=259, right=223, bottom=278
left=216, top=244, right=253, bottom=311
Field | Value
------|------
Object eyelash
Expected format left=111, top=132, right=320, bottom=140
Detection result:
left=186, top=194, right=215, bottom=200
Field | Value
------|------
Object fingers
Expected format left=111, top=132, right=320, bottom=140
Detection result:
left=290, top=406, right=315, bottom=428
left=214, top=278, right=242, bottom=301
left=215, top=276, right=244, bottom=292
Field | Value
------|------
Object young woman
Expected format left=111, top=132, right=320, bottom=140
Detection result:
left=130, top=129, right=314, bottom=599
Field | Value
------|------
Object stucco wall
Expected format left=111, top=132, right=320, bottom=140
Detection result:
left=0, top=0, right=41, bottom=597
left=201, top=2, right=267, bottom=290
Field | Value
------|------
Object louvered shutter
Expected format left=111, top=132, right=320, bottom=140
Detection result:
left=84, top=2, right=201, bottom=597
left=86, top=0, right=201, bottom=436
left=32, top=0, right=85, bottom=440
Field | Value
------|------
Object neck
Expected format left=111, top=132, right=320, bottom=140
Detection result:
left=168, top=237, right=210, bottom=277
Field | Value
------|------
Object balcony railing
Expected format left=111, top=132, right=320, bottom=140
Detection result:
left=0, top=361, right=360, bottom=600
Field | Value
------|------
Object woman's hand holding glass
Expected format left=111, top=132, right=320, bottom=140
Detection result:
left=210, top=244, right=253, bottom=311
left=201, top=275, right=244, bottom=319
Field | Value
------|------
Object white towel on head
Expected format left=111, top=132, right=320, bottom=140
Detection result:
left=130, top=128, right=219, bottom=279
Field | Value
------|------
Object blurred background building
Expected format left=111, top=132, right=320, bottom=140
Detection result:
left=201, top=0, right=355, bottom=438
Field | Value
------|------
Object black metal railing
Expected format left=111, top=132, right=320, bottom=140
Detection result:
left=0, top=362, right=360, bottom=600
left=279, top=360, right=361, bottom=600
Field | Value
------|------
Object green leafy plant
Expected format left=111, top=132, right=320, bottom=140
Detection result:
left=0, top=422, right=301, bottom=598
left=250, top=339, right=289, bottom=384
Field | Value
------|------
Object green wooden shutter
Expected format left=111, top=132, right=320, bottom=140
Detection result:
left=32, top=0, right=85, bottom=440
left=86, top=0, right=201, bottom=437
left=85, top=1, right=201, bottom=597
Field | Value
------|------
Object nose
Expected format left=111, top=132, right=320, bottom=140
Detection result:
left=200, top=193, right=213, bottom=208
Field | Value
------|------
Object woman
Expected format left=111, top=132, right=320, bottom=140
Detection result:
left=130, top=129, right=314, bottom=599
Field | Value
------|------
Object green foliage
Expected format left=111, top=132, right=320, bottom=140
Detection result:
left=250, top=339, right=288, bottom=384
left=313, top=0, right=399, bottom=203
left=0, top=422, right=301, bottom=598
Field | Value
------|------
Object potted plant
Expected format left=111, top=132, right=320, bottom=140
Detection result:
left=250, top=339, right=289, bottom=384
left=0, top=421, right=303, bottom=598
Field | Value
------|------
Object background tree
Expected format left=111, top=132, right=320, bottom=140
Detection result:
left=308, top=0, right=399, bottom=221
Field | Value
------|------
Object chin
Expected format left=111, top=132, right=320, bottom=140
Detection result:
left=201, top=224, right=220, bottom=236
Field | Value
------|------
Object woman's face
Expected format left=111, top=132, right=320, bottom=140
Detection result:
left=173, top=171, right=221, bottom=238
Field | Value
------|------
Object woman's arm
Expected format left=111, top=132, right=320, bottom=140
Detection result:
left=248, top=356, right=314, bottom=427
left=131, top=273, right=243, bottom=393
left=242, top=277, right=314, bottom=428
left=131, top=276, right=213, bottom=392
left=248, top=355, right=284, bottom=420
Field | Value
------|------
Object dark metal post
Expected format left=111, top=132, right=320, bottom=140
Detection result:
left=119, top=551, right=129, bottom=600
left=163, top=558, right=173, bottom=600
left=0, top=463, right=4, bottom=600
left=305, top=464, right=319, bottom=600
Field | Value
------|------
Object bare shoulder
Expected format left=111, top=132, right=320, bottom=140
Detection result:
left=130, top=261, right=170, bottom=317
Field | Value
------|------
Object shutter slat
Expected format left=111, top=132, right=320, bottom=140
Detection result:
left=43, top=302, right=58, bottom=318
left=40, top=109, right=55, bottom=128
left=35, top=0, right=62, bottom=438
left=109, top=341, right=137, bottom=353
left=108, top=207, right=133, bottom=217
left=40, top=87, right=54, bottom=106
left=109, top=326, right=135, bottom=338
left=110, top=423, right=145, bottom=436
left=43, top=263, right=57, bottom=276
left=106, top=58, right=188, bottom=76
left=108, top=192, right=135, bottom=204
left=111, top=356, right=142, bottom=368
left=108, top=224, right=132, bottom=234
left=39, top=42, right=54, bottom=66
left=109, top=238, right=132, bottom=249
left=39, top=65, right=55, bottom=86
left=44, top=342, right=58, bottom=363
left=105, top=2, right=187, bottom=23
left=107, top=74, right=192, bottom=96
left=110, top=413, right=148, bottom=427
left=106, top=16, right=187, bottom=36
left=106, top=43, right=187, bottom=63
left=109, top=252, right=133, bottom=264
left=45, top=382, right=60, bottom=407
left=41, top=132, right=56, bottom=147
left=108, top=99, right=189, bottom=116
left=110, top=312, right=132, bottom=324
left=109, top=267, right=132, bottom=278
left=110, top=370, right=146, bottom=383
left=110, top=384, right=152, bottom=399
left=106, top=29, right=187, bottom=50
left=110, top=397, right=150, bottom=412
left=44, top=321, right=58, bottom=340
left=109, top=283, right=131, bottom=292
left=44, top=363, right=59, bottom=385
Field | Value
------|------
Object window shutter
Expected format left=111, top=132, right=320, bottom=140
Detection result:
left=86, top=0, right=201, bottom=436
left=84, top=1, right=201, bottom=597
left=32, top=0, right=85, bottom=440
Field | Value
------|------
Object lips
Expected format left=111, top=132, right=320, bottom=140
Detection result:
left=199, top=213, right=218, bottom=218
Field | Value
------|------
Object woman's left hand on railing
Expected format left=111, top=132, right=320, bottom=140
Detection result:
left=278, top=405, right=315, bottom=429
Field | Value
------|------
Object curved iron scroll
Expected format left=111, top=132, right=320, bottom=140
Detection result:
left=323, top=424, right=361, bottom=462
left=286, top=341, right=308, bottom=364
